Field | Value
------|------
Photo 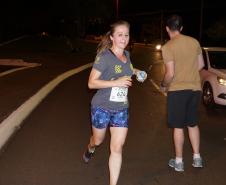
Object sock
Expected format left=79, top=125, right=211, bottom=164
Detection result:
left=175, top=157, right=183, bottom=163
left=193, top=153, right=201, bottom=159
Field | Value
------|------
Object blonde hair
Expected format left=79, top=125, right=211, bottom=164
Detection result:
left=97, top=20, right=130, bottom=55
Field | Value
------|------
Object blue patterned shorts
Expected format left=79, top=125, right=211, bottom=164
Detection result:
left=91, top=107, right=129, bottom=129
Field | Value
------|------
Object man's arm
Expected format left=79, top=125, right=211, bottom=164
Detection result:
left=198, top=53, right=204, bottom=71
left=161, top=61, right=174, bottom=87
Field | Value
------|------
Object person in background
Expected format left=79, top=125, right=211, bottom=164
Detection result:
left=160, top=14, right=204, bottom=172
left=82, top=20, right=147, bottom=185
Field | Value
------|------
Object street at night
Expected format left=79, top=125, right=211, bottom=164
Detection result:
left=0, top=37, right=226, bottom=185
left=1, top=0, right=226, bottom=184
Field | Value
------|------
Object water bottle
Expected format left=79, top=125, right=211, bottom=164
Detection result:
left=136, top=71, right=147, bottom=82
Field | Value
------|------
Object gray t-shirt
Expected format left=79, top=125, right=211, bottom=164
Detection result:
left=91, top=49, right=134, bottom=110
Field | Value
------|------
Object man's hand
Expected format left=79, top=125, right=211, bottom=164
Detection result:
left=160, top=82, right=167, bottom=93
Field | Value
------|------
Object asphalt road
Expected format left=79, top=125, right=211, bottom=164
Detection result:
left=0, top=36, right=226, bottom=185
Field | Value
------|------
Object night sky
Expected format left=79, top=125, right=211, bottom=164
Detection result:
left=120, top=0, right=226, bottom=13
left=1, top=0, right=226, bottom=21
left=0, top=0, right=226, bottom=45
left=2, top=0, right=226, bottom=17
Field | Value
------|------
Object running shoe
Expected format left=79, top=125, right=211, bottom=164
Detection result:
left=168, top=158, right=184, bottom=172
left=192, top=157, right=203, bottom=168
left=82, top=148, right=95, bottom=163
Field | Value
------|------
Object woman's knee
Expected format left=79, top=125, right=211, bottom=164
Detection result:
left=92, top=137, right=104, bottom=146
left=94, top=140, right=102, bottom=146
left=110, top=143, right=124, bottom=154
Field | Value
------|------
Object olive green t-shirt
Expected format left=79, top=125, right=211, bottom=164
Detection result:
left=162, top=34, right=202, bottom=91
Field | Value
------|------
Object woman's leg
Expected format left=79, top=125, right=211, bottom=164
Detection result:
left=83, top=126, right=107, bottom=163
left=83, top=106, right=110, bottom=163
left=89, top=126, right=107, bottom=148
left=109, top=127, right=128, bottom=185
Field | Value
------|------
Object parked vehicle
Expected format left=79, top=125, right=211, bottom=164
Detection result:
left=200, top=47, right=226, bottom=107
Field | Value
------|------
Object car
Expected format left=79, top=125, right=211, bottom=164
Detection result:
left=200, top=47, right=226, bottom=108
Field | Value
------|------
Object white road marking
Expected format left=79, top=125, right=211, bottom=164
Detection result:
left=0, top=64, right=41, bottom=77
left=0, top=35, right=28, bottom=47
left=0, top=36, right=41, bottom=77
left=149, top=78, right=167, bottom=97
left=0, top=63, right=93, bottom=149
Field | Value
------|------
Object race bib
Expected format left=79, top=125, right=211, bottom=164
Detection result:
left=109, top=87, right=128, bottom=102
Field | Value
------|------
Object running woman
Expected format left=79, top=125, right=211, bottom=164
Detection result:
left=82, top=20, right=146, bottom=185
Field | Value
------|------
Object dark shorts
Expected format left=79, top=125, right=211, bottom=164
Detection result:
left=167, top=90, right=201, bottom=128
left=91, top=106, right=129, bottom=129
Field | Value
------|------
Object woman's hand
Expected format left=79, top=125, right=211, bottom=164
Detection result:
left=115, top=76, right=132, bottom=87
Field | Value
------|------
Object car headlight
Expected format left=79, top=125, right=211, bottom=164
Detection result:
left=155, top=44, right=162, bottom=50
left=217, top=77, right=226, bottom=86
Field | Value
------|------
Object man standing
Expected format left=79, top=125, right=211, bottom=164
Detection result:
left=161, top=15, right=204, bottom=172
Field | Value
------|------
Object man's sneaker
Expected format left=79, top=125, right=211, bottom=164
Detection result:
left=168, top=159, right=184, bottom=172
left=192, top=157, right=203, bottom=168
left=82, top=148, right=95, bottom=163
